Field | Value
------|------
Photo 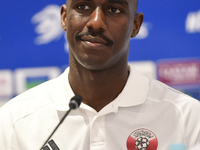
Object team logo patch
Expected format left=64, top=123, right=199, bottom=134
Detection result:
left=126, top=128, right=158, bottom=150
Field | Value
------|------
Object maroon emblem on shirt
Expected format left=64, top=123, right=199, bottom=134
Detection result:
left=127, top=128, right=158, bottom=150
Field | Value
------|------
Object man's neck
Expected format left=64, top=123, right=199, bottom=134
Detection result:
left=68, top=63, right=129, bottom=112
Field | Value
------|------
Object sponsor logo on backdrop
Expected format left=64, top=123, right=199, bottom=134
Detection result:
left=0, top=70, right=13, bottom=98
left=186, top=10, right=200, bottom=33
left=31, top=5, right=68, bottom=51
left=15, top=67, right=61, bottom=94
left=158, top=59, right=200, bottom=86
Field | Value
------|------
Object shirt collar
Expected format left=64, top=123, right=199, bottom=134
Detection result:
left=54, top=65, right=149, bottom=111
left=114, top=65, right=149, bottom=107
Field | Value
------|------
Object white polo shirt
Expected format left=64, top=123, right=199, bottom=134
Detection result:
left=0, top=65, right=200, bottom=150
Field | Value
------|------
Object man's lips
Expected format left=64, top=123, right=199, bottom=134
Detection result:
left=76, top=32, right=114, bottom=46
left=81, top=35, right=108, bottom=46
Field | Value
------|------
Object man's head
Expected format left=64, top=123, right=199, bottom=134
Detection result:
left=61, top=0, right=143, bottom=70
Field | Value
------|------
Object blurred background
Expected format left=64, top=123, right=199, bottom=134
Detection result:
left=0, top=0, right=200, bottom=106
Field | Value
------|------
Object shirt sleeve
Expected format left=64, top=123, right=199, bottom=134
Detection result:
left=182, top=96, right=200, bottom=147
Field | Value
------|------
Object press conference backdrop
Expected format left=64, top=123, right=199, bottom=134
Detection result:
left=0, top=0, right=200, bottom=106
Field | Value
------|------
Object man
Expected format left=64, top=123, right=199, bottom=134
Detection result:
left=0, top=0, right=200, bottom=149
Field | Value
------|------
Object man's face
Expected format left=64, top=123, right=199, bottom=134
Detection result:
left=61, top=0, right=142, bottom=70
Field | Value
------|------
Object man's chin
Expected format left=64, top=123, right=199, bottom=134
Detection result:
left=79, top=60, right=111, bottom=71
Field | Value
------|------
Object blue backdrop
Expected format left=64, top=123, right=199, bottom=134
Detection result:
left=0, top=0, right=200, bottom=102
left=0, top=0, right=200, bottom=69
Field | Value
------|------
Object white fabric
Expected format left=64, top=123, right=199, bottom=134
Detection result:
left=189, top=143, right=200, bottom=150
left=0, top=65, right=200, bottom=150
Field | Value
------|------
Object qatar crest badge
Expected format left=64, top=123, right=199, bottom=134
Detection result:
left=126, top=128, right=158, bottom=150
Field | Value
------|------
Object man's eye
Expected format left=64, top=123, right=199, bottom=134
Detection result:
left=108, top=7, right=122, bottom=14
left=77, top=4, right=90, bottom=10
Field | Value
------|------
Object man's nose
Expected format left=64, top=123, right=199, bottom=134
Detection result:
left=86, top=7, right=107, bottom=32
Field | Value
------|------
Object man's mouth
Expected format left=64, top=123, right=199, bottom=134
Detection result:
left=76, top=32, right=113, bottom=46
left=81, top=35, right=108, bottom=46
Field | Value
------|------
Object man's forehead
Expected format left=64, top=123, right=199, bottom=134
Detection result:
left=108, top=0, right=128, bottom=6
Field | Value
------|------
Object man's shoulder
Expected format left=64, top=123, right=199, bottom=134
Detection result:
left=147, top=78, right=200, bottom=110
left=11, top=78, right=54, bottom=104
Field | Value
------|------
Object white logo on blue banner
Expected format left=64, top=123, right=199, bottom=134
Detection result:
left=134, top=22, right=151, bottom=39
left=32, top=5, right=69, bottom=52
left=186, top=10, right=200, bottom=33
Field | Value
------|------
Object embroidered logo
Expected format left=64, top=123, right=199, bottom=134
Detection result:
left=127, top=128, right=158, bottom=150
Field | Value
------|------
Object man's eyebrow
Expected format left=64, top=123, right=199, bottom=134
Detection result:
left=108, top=0, right=128, bottom=6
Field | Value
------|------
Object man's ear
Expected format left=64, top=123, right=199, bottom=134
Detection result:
left=131, top=13, right=144, bottom=38
left=61, top=4, right=67, bottom=31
